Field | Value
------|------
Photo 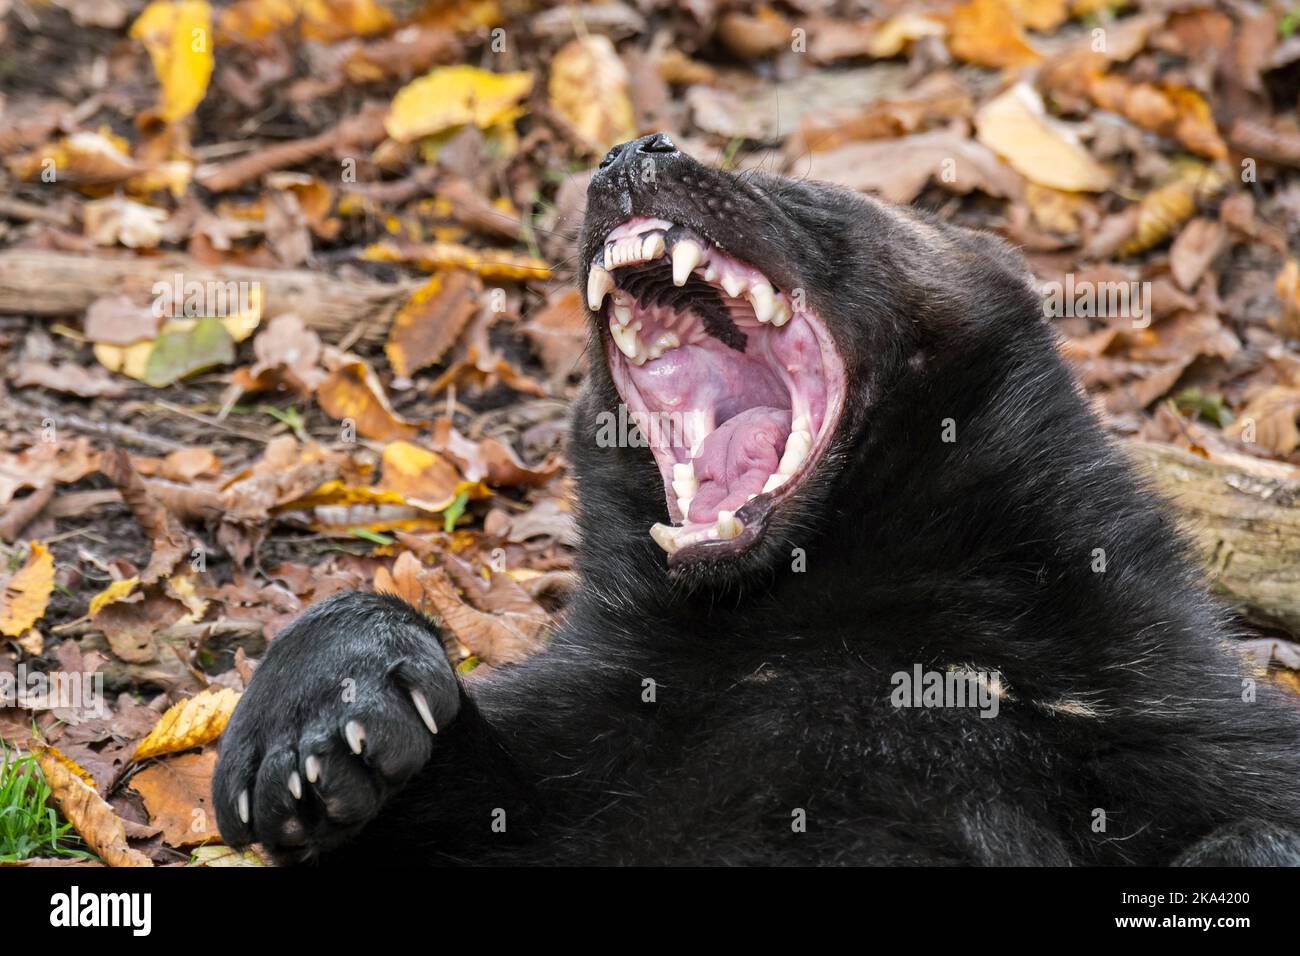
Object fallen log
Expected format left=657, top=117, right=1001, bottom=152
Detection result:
left=0, top=248, right=418, bottom=345
left=1128, top=440, right=1300, bottom=636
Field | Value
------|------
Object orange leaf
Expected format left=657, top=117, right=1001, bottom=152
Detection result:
left=0, top=542, right=54, bottom=637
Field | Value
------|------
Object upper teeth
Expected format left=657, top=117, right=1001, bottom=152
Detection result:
left=604, top=232, right=666, bottom=269
left=587, top=266, right=614, bottom=311
left=671, top=240, right=704, bottom=286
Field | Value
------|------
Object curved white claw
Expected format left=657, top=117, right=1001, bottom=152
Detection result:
left=410, top=688, right=439, bottom=735
left=344, top=720, right=366, bottom=755
left=288, top=771, right=303, bottom=800
left=237, top=789, right=250, bottom=824
left=305, top=754, right=322, bottom=784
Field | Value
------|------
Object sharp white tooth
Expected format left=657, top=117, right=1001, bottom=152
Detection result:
left=778, top=429, right=812, bottom=476
left=703, top=265, right=719, bottom=282
left=614, top=302, right=633, bottom=326
left=748, top=281, right=775, bottom=323
left=672, top=462, right=695, bottom=482
left=671, top=475, right=696, bottom=499
left=345, top=719, right=366, bottom=755
left=677, top=495, right=693, bottom=518
left=720, top=272, right=747, bottom=299
left=715, top=511, right=743, bottom=540
left=610, top=319, right=642, bottom=359
left=288, top=771, right=303, bottom=800
left=650, top=522, right=680, bottom=554
left=603, top=244, right=614, bottom=270
left=762, top=472, right=789, bottom=494
left=642, top=233, right=665, bottom=260
left=672, top=240, right=704, bottom=286
left=771, top=298, right=792, bottom=327
left=587, top=266, right=614, bottom=311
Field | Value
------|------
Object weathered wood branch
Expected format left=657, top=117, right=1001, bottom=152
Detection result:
left=0, top=249, right=418, bottom=344
left=1127, top=440, right=1300, bottom=635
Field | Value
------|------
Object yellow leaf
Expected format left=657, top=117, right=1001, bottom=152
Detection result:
left=1120, top=164, right=1226, bottom=257
left=316, top=359, right=425, bottom=442
left=948, top=0, right=1041, bottom=68
left=35, top=745, right=154, bottom=867
left=975, top=83, right=1111, bottom=192
left=379, top=441, right=464, bottom=511
left=362, top=240, right=550, bottom=281
left=385, top=65, right=534, bottom=143
left=868, top=13, right=947, bottom=57
left=132, top=687, right=242, bottom=762
left=548, top=35, right=637, bottom=155
left=89, top=577, right=140, bottom=618
left=130, top=1, right=215, bottom=123
left=0, top=542, right=55, bottom=637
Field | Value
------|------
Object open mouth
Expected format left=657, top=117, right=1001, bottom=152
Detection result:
left=588, top=216, right=847, bottom=566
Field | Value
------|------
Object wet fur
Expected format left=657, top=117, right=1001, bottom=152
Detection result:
left=213, top=137, right=1300, bottom=865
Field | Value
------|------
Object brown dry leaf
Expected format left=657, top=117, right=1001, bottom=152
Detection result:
left=157, top=447, right=222, bottom=482
left=975, top=83, right=1111, bottom=192
left=1228, top=386, right=1300, bottom=456
left=11, top=360, right=127, bottom=398
left=0, top=542, right=55, bottom=637
left=82, top=294, right=162, bottom=345
left=95, top=590, right=187, bottom=663
left=1276, top=260, right=1300, bottom=339
left=231, top=313, right=326, bottom=397
left=549, top=35, right=637, bottom=155
left=947, top=0, right=1042, bottom=68
left=522, top=287, right=588, bottom=388
left=1008, top=0, right=1069, bottom=30
left=856, top=13, right=946, bottom=59
left=1169, top=218, right=1225, bottom=291
left=1087, top=74, right=1227, bottom=160
left=363, top=240, right=551, bottom=281
left=430, top=417, right=563, bottom=489
left=317, top=359, right=424, bottom=442
left=6, top=131, right=143, bottom=185
left=386, top=270, right=482, bottom=378
left=379, top=441, right=464, bottom=511
left=128, top=750, right=221, bottom=847
left=422, top=564, right=545, bottom=665
left=804, top=128, right=1023, bottom=203
left=100, top=448, right=190, bottom=584
left=132, top=687, right=242, bottom=762
left=35, top=745, right=153, bottom=867
left=792, top=73, right=971, bottom=154
left=717, top=8, right=792, bottom=60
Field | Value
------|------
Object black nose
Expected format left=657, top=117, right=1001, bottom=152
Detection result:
left=598, top=132, right=679, bottom=171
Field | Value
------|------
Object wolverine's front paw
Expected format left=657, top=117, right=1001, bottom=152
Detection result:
left=212, top=592, right=460, bottom=862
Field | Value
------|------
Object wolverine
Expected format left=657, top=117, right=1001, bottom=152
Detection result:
left=213, top=134, right=1300, bottom=865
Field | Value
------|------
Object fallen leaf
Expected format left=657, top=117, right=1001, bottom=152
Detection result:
left=549, top=35, right=637, bottom=155
left=83, top=196, right=168, bottom=248
left=11, top=360, right=127, bottom=397
left=1227, top=386, right=1300, bottom=456
left=231, top=312, right=325, bottom=397
left=1169, top=217, right=1224, bottom=290
left=129, top=0, right=214, bottom=123
left=35, top=745, right=153, bottom=866
left=379, top=441, right=464, bottom=511
left=88, top=577, right=140, bottom=618
left=132, top=688, right=242, bottom=762
left=317, top=358, right=424, bottom=442
left=142, top=315, right=236, bottom=387
left=948, top=0, right=1041, bottom=68
left=1119, top=164, right=1226, bottom=257
left=363, top=239, right=551, bottom=281
left=975, top=83, right=1111, bottom=192
left=100, top=448, right=191, bottom=584
left=386, top=270, right=482, bottom=378
left=0, top=542, right=55, bottom=637
left=128, top=750, right=220, bottom=847
left=385, top=65, right=533, bottom=143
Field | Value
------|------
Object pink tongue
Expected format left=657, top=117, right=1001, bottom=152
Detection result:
left=688, top=406, right=790, bottom=522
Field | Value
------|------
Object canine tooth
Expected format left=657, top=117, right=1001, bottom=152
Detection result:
left=642, top=233, right=666, bottom=260
left=650, top=522, right=680, bottom=554
left=715, top=511, right=743, bottom=540
left=720, top=272, right=747, bottom=299
left=748, top=281, right=776, bottom=322
left=410, top=688, right=438, bottom=735
left=778, top=429, right=812, bottom=476
left=672, top=240, right=704, bottom=286
left=762, top=472, right=789, bottom=494
left=587, top=266, right=614, bottom=311
left=345, top=719, right=366, bottom=755
left=610, top=319, right=642, bottom=360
